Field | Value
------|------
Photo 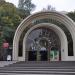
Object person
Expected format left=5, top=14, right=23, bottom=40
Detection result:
left=2, top=40, right=9, bottom=61
left=7, top=55, right=11, bottom=61
left=41, top=46, right=46, bottom=51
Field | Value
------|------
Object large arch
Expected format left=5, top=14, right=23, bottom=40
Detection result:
left=13, top=11, right=75, bottom=61
left=23, top=23, right=68, bottom=61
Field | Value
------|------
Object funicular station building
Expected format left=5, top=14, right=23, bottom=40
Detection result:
left=13, top=11, right=75, bottom=62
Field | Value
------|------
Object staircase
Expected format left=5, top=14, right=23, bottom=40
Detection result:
left=0, top=61, right=75, bottom=75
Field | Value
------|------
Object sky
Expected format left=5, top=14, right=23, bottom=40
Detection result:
left=6, top=0, right=75, bottom=13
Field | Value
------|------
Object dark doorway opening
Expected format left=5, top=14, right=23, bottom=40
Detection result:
left=28, top=51, right=37, bottom=61
left=40, top=51, right=48, bottom=61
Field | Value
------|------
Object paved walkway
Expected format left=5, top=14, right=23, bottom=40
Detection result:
left=0, top=61, right=17, bottom=67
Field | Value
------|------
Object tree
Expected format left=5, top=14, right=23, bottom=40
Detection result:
left=0, top=0, right=32, bottom=46
left=0, top=0, right=31, bottom=60
left=18, top=0, right=24, bottom=9
left=0, top=0, right=31, bottom=45
left=18, top=0, right=36, bottom=13
left=18, top=9, right=30, bottom=19
left=42, top=5, right=55, bottom=11
left=67, top=11, right=75, bottom=21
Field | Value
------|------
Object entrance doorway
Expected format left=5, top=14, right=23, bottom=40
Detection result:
left=28, top=51, right=37, bottom=61
left=40, top=51, right=48, bottom=61
left=26, top=27, right=61, bottom=61
left=28, top=51, right=48, bottom=61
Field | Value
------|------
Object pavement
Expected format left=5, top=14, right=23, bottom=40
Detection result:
left=0, top=61, right=17, bottom=67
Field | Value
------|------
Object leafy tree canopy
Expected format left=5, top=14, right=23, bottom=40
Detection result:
left=18, top=0, right=36, bottom=13
left=42, top=5, right=55, bottom=11
left=67, top=11, right=75, bottom=21
left=0, top=1, right=29, bottom=46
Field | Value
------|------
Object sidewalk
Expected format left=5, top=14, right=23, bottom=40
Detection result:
left=0, top=61, right=17, bottom=67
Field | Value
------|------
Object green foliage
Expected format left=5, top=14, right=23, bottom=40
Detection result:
left=0, top=1, right=29, bottom=47
left=18, top=0, right=36, bottom=13
left=42, top=5, right=55, bottom=11
left=67, top=11, right=75, bottom=21
left=18, top=9, right=30, bottom=19
left=0, top=2, right=21, bottom=27
left=23, top=0, right=35, bottom=12
left=0, top=0, right=5, bottom=6
left=2, top=26, right=14, bottom=44
left=0, top=34, right=3, bottom=48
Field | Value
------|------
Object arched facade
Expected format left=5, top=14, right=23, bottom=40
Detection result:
left=13, top=11, right=75, bottom=61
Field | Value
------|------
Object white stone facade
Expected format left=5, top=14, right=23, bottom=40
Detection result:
left=13, top=11, right=75, bottom=61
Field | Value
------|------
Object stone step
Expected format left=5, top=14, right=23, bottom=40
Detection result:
left=1, top=66, right=75, bottom=69
left=7, top=62, right=75, bottom=67
left=0, top=70, right=75, bottom=74
left=0, top=61, right=75, bottom=74
left=0, top=68, right=75, bottom=71
left=0, top=73, right=73, bottom=75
